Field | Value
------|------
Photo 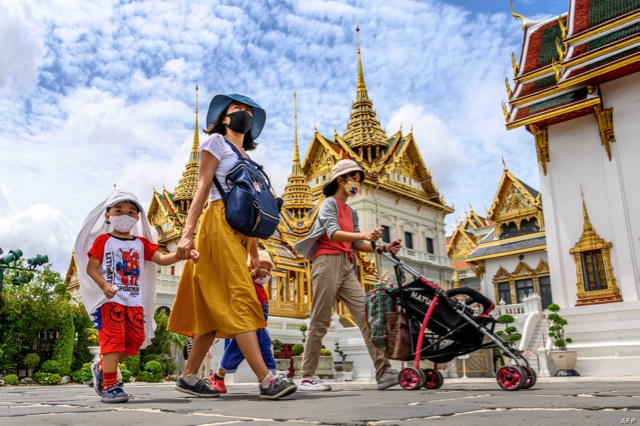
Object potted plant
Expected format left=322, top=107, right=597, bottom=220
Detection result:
left=547, top=303, right=579, bottom=376
left=85, top=328, right=101, bottom=362
left=333, top=342, right=354, bottom=381
left=291, top=325, right=333, bottom=378
left=272, top=340, right=291, bottom=375
left=495, top=314, right=521, bottom=367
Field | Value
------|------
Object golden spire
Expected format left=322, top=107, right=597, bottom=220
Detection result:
left=580, top=186, right=593, bottom=232
left=343, top=26, right=388, bottom=155
left=282, top=91, right=314, bottom=215
left=356, top=26, right=368, bottom=100
left=453, top=266, right=461, bottom=288
left=292, top=91, right=302, bottom=175
left=173, top=85, right=201, bottom=210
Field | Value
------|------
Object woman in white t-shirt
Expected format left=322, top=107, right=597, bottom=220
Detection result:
left=168, top=93, right=297, bottom=400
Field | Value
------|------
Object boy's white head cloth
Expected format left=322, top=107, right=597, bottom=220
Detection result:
left=74, top=190, right=159, bottom=349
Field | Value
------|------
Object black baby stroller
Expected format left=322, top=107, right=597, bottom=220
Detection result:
left=372, top=243, right=536, bottom=391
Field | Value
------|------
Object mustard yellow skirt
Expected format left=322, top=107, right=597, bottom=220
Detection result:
left=167, top=200, right=264, bottom=339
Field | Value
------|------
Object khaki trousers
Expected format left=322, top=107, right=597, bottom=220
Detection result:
left=301, top=253, right=391, bottom=380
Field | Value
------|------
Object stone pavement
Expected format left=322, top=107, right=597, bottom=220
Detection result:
left=1, top=376, right=640, bottom=425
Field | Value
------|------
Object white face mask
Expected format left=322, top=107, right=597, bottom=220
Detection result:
left=109, top=215, right=138, bottom=233
left=255, top=275, right=271, bottom=286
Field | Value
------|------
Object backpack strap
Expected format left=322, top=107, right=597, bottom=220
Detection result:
left=212, top=137, right=248, bottom=196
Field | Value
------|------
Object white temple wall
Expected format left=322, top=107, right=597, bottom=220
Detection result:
left=544, top=73, right=640, bottom=307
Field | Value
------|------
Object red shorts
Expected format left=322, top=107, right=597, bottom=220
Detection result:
left=97, top=302, right=145, bottom=356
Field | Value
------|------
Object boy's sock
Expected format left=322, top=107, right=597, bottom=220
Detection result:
left=103, top=372, right=118, bottom=390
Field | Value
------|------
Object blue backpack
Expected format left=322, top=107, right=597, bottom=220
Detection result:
left=213, top=139, right=281, bottom=239
left=365, top=283, right=396, bottom=349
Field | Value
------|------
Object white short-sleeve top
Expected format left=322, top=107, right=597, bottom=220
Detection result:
left=199, top=133, right=245, bottom=203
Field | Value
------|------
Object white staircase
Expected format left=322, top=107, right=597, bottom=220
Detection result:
left=523, top=318, right=548, bottom=373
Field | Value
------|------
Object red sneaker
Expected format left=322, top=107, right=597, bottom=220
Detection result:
left=210, top=373, right=227, bottom=394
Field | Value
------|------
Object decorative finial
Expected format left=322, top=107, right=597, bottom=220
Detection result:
left=558, top=16, right=567, bottom=39
left=551, top=59, right=563, bottom=82
left=555, top=37, right=565, bottom=62
left=505, top=77, right=513, bottom=100
left=469, top=201, right=473, bottom=211
left=511, top=52, right=520, bottom=77
left=410, top=123, right=414, bottom=134
left=510, top=0, right=527, bottom=30
left=485, top=206, right=491, bottom=217
left=501, top=101, right=510, bottom=122
left=191, top=84, right=200, bottom=152
left=501, top=154, right=507, bottom=170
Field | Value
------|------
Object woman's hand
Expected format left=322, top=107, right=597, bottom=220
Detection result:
left=250, top=257, right=268, bottom=279
left=177, top=235, right=195, bottom=260
left=362, top=227, right=383, bottom=242
left=385, top=239, right=402, bottom=254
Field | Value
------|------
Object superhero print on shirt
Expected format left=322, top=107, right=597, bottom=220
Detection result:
left=116, top=248, right=140, bottom=286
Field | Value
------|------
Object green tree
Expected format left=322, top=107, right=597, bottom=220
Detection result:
left=52, top=305, right=75, bottom=376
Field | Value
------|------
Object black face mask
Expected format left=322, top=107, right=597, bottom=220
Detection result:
left=225, top=110, right=253, bottom=135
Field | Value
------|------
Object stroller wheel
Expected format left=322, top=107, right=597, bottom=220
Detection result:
left=398, top=367, right=424, bottom=390
left=496, top=366, right=526, bottom=391
left=520, top=366, right=537, bottom=389
left=421, top=368, right=444, bottom=389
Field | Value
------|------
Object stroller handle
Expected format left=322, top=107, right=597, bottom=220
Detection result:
left=371, top=241, right=400, bottom=262
left=445, top=287, right=495, bottom=315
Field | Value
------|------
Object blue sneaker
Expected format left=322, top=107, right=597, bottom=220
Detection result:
left=101, top=385, right=129, bottom=403
left=91, top=362, right=103, bottom=396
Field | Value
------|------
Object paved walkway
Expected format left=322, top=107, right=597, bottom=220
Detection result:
left=2, top=377, right=640, bottom=425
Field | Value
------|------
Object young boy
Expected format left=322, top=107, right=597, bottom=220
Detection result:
left=77, top=191, right=199, bottom=403
left=210, top=250, right=276, bottom=393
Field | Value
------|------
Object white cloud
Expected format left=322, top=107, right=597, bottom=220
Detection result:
left=0, top=0, right=544, bottom=272
left=0, top=1, right=46, bottom=97
left=0, top=201, right=75, bottom=272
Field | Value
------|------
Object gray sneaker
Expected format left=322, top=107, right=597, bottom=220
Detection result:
left=175, top=376, right=220, bottom=397
left=377, top=368, right=399, bottom=390
left=299, top=375, right=332, bottom=391
left=260, top=373, right=298, bottom=399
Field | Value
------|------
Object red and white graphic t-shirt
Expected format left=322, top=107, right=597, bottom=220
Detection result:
left=88, top=234, right=158, bottom=307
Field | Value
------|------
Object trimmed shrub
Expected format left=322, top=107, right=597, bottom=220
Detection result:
left=142, top=354, right=158, bottom=365
left=53, top=310, right=75, bottom=376
left=144, top=360, right=162, bottom=374
left=292, top=344, right=304, bottom=356
left=23, top=353, right=41, bottom=371
left=123, top=353, right=141, bottom=375
left=138, top=371, right=162, bottom=383
left=34, top=372, right=61, bottom=385
left=72, top=369, right=92, bottom=383
left=320, top=348, right=332, bottom=356
left=120, top=369, right=132, bottom=383
left=40, top=360, right=61, bottom=374
left=4, top=374, right=19, bottom=386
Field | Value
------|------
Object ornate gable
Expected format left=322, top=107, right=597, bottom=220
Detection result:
left=447, top=227, right=477, bottom=260
left=493, top=267, right=511, bottom=282
left=148, top=189, right=183, bottom=245
left=64, top=252, right=78, bottom=291
left=487, top=164, right=543, bottom=238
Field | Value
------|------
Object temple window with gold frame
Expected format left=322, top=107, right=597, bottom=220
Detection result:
left=569, top=192, right=622, bottom=306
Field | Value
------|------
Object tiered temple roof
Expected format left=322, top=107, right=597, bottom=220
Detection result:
left=504, top=0, right=639, bottom=150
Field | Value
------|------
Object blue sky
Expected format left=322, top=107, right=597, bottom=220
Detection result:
left=0, top=0, right=566, bottom=272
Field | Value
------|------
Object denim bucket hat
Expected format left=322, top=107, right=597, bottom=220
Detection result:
left=206, top=93, right=267, bottom=140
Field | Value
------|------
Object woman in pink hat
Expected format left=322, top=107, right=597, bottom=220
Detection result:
left=294, top=159, right=402, bottom=391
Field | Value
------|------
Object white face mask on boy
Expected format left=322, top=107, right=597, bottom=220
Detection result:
left=255, top=275, right=271, bottom=286
left=109, top=215, right=138, bottom=233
